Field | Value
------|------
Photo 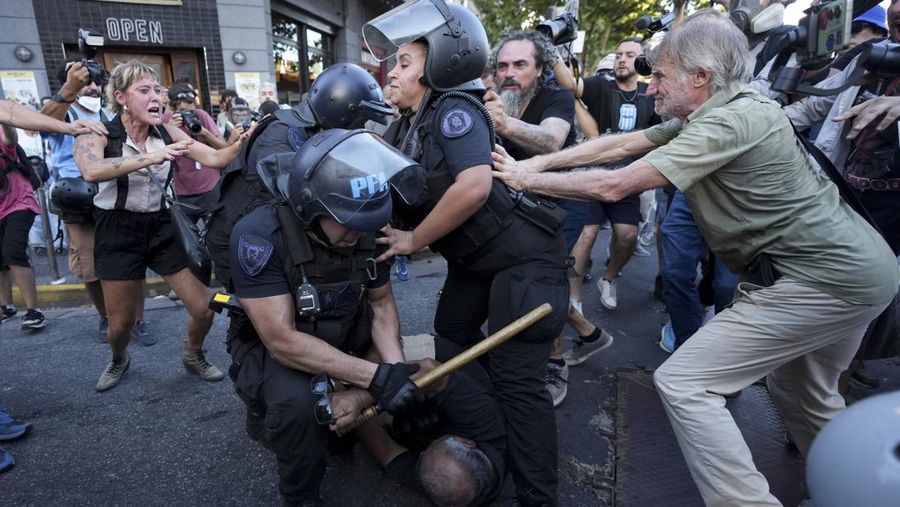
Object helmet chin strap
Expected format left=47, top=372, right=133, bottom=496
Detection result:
left=310, top=217, right=336, bottom=248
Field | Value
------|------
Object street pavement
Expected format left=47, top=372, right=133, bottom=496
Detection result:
left=2, top=230, right=898, bottom=505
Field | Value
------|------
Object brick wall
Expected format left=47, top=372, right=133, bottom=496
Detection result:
left=33, top=0, right=225, bottom=110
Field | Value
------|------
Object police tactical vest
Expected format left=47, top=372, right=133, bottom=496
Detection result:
left=233, top=204, right=378, bottom=355
left=387, top=92, right=516, bottom=262
left=102, top=114, right=174, bottom=210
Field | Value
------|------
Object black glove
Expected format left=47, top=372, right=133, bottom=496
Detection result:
left=368, top=363, right=425, bottom=414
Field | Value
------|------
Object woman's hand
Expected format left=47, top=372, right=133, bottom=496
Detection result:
left=69, top=119, right=108, bottom=137
left=154, top=139, right=193, bottom=162
left=491, top=143, right=529, bottom=191
left=375, top=224, right=419, bottom=262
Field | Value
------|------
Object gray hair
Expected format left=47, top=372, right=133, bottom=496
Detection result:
left=491, top=30, right=559, bottom=81
left=418, top=436, right=496, bottom=507
left=649, top=9, right=753, bottom=94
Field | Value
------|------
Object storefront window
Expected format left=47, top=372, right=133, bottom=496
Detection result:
left=272, top=14, right=333, bottom=106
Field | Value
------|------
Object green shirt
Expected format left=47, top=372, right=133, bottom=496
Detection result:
left=642, top=82, right=898, bottom=305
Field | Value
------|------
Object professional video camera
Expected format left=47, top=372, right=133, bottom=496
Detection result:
left=537, top=12, right=579, bottom=45
left=770, top=0, right=900, bottom=95
left=77, top=29, right=110, bottom=87
left=178, top=110, right=203, bottom=134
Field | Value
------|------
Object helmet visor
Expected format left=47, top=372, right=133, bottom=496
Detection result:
left=310, top=131, right=424, bottom=229
left=363, top=0, right=450, bottom=61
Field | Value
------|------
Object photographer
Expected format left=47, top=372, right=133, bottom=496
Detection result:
left=162, top=83, right=228, bottom=286
left=493, top=11, right=898, bottom=504
left=221, top=97, right=254, bottom=144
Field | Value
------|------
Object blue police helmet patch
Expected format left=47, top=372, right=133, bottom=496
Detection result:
left=441, top=108, right=474, bottom=138
left=238, top=235, right=275, bottom=277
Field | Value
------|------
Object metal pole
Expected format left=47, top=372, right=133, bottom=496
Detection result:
left=35, top=187, right=62, bottom=281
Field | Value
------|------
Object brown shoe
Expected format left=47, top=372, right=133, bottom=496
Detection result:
left=182, top=346, right=224, bottom=382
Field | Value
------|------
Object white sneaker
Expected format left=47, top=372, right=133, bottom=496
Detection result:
left=570, top=299, right=583, bottom=315
left=597, top=277, right=618, bottom=310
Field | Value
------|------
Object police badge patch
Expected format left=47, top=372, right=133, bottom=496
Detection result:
left=238, top=235, right=275, bottom=277
left=441, top=108, right=474, bottom=138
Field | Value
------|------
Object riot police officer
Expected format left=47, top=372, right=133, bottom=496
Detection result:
left=226, top=129, right=425, bottom=505
left=365, top=2, right=570, bottom=504
left=206, top=63, right=394, bottom=287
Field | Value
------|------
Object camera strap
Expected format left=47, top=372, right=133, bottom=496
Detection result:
left=792, top=125, right=884, bottom=237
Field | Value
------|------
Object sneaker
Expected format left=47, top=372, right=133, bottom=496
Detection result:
left=182, top=347, right=225, bottom=382
left=0, top=447, right=12, bottom=473
left=97, top=318, right=109, bottom=343
left=132, top=320, right=157, bottom=347
left=20, top=309, right=47, bottom=330
left=563, top=330, right=614, bottom=366
left=545, top=362, right=569, bottom=407
left=570, top=299, right=583, bottom=315
left=659, top=322, right=676, bottom=354
left=0, top=409, right=32, bottom=441
left=597, top=278, right=618, bottom=310
left=394, top=256, right=409, bottom=282
left=96, top=354, right=131, bottom=392
left=1, top=304, right=17, bottom=322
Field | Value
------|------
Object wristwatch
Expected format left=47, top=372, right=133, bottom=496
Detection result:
left=51, top=93, right=75, bottom=104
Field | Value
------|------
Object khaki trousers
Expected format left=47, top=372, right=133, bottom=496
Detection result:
left=653, top=277, right=888, bottom=506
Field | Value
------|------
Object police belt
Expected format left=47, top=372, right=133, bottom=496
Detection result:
left=508, top=189, right=567, bottom=235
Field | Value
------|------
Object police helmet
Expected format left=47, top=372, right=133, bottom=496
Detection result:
left=49, top=178, right=98, bottom=214
left=806, top=391, right=900, bottom=507
left=256, top=129, right=424, bottom=232
left=308, top=63, right=394, bottom=129
left=364, top=0, right=489, bottom=92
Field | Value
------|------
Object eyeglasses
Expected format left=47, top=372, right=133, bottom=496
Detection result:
left=311, top=374, right=335, bottom=425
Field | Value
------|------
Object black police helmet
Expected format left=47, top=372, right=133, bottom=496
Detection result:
left=308, top=63, right=394, bottom=129
left=284, top=129, right=420, bottom=232
left=364, top=0, right=489, bottom=92
left=421, top=4, right=489, bottom=91
left=49, top=178, right=98, bottom=214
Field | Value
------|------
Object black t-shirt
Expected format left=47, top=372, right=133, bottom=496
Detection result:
left=502, top=85, right=576, bottom=161
left=582, top=76, right=661, bottom=135
left=245, top=120, right=295, bottom=182
left=229, top=205, right=390, bottom=299
left=426, top=96, right=495, bottom=179
left=843, top=76, right=900, bottom=254
left=386, top=370, right=507, bottom=505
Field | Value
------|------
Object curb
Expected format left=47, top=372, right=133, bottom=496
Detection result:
left=12, top=277, right=172, bottom=308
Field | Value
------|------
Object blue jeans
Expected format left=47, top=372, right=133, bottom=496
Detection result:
left=661, top=191, right=739, bottom=347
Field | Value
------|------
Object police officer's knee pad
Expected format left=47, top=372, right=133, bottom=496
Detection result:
left=262, top=399, right=329, bottom=455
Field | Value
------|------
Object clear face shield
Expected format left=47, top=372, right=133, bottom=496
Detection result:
left=256, top=131, right=425, bottom=229
left=363, top=0, right=453, bottom=61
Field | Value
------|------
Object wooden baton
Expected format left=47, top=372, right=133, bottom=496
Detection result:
left=343, top=302, right=553, bottom=432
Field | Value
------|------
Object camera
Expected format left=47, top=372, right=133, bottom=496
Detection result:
left=635, top=12, right=676, bottom=34
left=77, top=29, right=110, bottom=87
left=179, top=110, right=203, bottom=134
left=537, top=12, right=579, bottom=45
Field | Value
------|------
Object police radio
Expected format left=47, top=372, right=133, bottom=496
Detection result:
left=296, top=280, right=321, bottom=317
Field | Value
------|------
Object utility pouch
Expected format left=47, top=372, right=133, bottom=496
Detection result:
left=742, top=253, right=782, bottom=287
left=316, top=281, right=364, bottom=319
left=510, top=191, right=567, bottom=235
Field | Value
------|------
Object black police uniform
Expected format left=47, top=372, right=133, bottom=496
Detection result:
left=388, top=92, right=570, bottom=506
left=226, top=204, right=389, bottom=504
left=205, top=110, right=318, bottom=288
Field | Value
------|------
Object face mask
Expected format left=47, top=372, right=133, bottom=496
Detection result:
left=77, top=96, right=102, bottom=113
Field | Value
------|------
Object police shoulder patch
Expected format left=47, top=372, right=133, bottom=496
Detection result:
left=441, top=108, right=474, bottom=138
left=238, top=234, right=275, bottom=277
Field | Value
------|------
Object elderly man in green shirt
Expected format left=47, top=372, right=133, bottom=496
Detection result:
left=493, top=10, right=898, bottom=506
